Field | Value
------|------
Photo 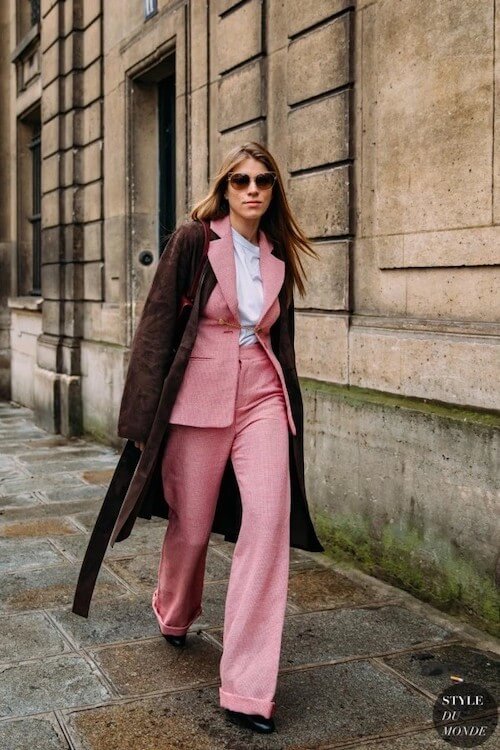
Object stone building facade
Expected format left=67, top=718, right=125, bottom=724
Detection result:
left=0, top=0, right=499, bottom=633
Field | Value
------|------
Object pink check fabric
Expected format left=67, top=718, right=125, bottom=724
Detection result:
left=152, top=342, right=291, bottom=718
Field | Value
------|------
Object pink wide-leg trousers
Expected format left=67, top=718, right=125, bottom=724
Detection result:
left=152, top=342, right=291, bottom=719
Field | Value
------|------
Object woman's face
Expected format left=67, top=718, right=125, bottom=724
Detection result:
left=223, top=157, right=274, bottom=223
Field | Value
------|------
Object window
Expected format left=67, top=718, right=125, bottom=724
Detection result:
left=30, top=0, right=40, bottom=26
left=29, top=126, right=41, bottom=295
left=144, top=0, right=158, bottom=20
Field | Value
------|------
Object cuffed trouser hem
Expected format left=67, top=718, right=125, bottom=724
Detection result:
left=219, top=687, right=276, bottom=719
left=152, top=589, right=202, bottom=635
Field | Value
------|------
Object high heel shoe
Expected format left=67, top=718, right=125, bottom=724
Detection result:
left=163, top=633, right=186, bottom=647
left=224, top=708, right=275, bottom=733
left=158, top=626, right=186, bottom=648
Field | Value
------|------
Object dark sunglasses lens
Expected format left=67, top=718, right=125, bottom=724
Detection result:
left=229, top=174, right=250, bottom=189
left=256, top=174, right=275, bottom=189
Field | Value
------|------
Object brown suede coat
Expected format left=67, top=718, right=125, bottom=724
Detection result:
left=72, top=218, right=324, bottom=618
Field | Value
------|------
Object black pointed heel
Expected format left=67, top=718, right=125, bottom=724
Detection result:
left=224, top=708, right=275, bottom=733
left=158, top=626, right=187, bottom=647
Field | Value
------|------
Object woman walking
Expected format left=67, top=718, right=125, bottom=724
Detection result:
left=72, top=141, right=324, bottom=735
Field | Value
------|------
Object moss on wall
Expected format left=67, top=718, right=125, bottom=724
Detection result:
left=315, top=510, right=500, bottom=639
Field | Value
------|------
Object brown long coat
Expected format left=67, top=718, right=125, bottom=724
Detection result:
left=72, top=218, right=324, bottom=618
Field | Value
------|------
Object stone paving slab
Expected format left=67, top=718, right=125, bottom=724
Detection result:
left=0, top=611, right=72, bottom=664
left=0, top=537, right=66, bottom=573
left=381, top=642, right=500, bottom=698
left=89, top=633, right=222, bottom=697
left=48, top=595, right=165, bottom=648
left=105, top=547, right=233, bottom=593
left=0, top=490, right=46, bottom=508
left=0, top=517, right=81, bottom=538
left=0, top=654, right=112, bottom=718
left=209, top=604, right=454, bottom=668
left=0, top=562, right=129, bottom=612
left=0, top=715, right=70, bottom=750
left=286, top=566, right=395, bottom=610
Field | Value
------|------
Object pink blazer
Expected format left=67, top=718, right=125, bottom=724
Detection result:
left=168, top=214, right=297, bottom=435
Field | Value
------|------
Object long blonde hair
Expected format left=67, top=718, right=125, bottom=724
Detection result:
left=190, top=142, right=318, bottom=305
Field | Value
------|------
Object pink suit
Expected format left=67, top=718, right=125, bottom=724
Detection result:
left=152, top=214, right=293, bottom=718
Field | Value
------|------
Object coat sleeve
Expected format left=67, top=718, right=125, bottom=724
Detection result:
left=117, top=221, right=199, bottom=443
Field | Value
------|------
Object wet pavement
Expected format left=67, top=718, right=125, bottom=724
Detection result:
left=0, top=400, right=498, bottom=749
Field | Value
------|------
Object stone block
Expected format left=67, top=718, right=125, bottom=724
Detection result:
left=33, top=365, right=60, bottom=433
left=61, top=185, right=75, bottom=225
left=0, top=559, right=125, bottom=613
left=61, top=109, right=74, bottom=149
left=41, top=38, right=60, bottom=88
left=0, top=654, right=111, bottom=717
left=41, top=262, right=61, bottom=300
left=41, top=78, right=60, bottom=123
left=62, top=29, right=75, bottom=74
left=0, top=536, right=64, bottom=579
left=91, top=636, right=222, bottom=697
left=288, top=90, right=349, bottom=170
left=0, top=717, right=68, bottom=750
left=288, top=15, right=350, bottom=105
left=288, top=166, right=350, bottom=237
left=357, top=0, right=493, bottom=236
left=296, top=311, right=349, bottom=382
left=75, top=139, right=102, bottom=184
left=41, top=2, right=61, bottom=53
left=83, top=260, right=104, bottom=301
left=63, top=261, right=84, bottom=300
left=41, top=189, right=60, bottom=229
left=377, top=226, right=500, bottom=269
left=83, top=17, right=101, bottom=68
left=42, top=152, right=60, bottom=193
left=279, top=605, right=450, bottom=667
left=217, top=120, right=265, bottom=157
left=75, top=99, right=102, bottom=144
left=82, top=0, right=102, bottom=29
left=218, top=60, right=263, bottom=131
left=286, top=0, right=350, bottom=37
left=83, top=221, right=103, bottom=261
left=287, top=567, right=387, bottom=611
left=383, top=644, right=500, bottom=700
left=61, top=147, right=73, bottom=187
left=349, top=326, right=500, bottom=410
left=74, top=181, right=102, bottom=222
left=299, top=240, right=349, bottom=311
left=77, top=58, right=101, bottom=107
left=216, top=0, right=262, bottom=73
left=62, top=69, right=74, bottom=112
left=0, top=611, right=70, bottom=662
left=41, top=115, right=60, bottom=158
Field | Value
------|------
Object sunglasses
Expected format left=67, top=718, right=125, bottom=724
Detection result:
left=227, top=172, right=277, bottom=191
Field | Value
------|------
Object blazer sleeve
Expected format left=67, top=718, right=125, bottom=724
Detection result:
left=117, top=221, right=199, bottom=443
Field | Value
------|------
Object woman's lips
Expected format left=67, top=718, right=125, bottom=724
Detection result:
left=244, top=201, right=261, bottom=205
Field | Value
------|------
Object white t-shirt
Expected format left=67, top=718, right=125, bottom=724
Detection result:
left=231, top=226, right=264, bottom=346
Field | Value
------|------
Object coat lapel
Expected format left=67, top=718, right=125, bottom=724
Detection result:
left=209, top=214, right=285, bottom=328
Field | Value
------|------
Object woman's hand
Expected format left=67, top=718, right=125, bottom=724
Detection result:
left=134, top=440, right=145, bottom=451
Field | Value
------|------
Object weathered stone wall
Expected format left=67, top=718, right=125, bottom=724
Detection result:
left=303, top=382, right=500, bottom=635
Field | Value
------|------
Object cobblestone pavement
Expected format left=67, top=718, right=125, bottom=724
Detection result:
left=0, top=400, right=498, bottom=749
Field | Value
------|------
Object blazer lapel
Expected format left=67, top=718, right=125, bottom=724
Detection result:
left=208, top=214, right=285, bottom=327
left=208, top=215, right=240, bottom=323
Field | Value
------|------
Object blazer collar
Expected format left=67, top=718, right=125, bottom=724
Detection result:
left=208, top=213, right=284, bottom=326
